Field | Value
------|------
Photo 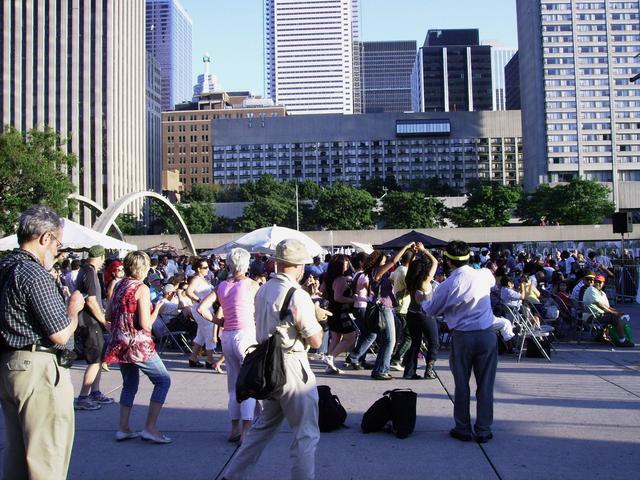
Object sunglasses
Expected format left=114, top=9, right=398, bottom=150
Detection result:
left=199, top=265, right=209, bottom=270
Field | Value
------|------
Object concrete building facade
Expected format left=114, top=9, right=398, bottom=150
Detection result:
left=146, top=0, right=193, bottom=111
left=212, top=111, right=523, bottom=191
left=505, top=51, right=521, bottom=110
left=1, top=0, right=147, bottom=220
left=361, top=41, right=417, bottom=113
left=162, top=92, right=286, bottom=191
left=147, top=52, right=162, bottom=193
left=516, top=0, right=640, bottom=210
left=411, top=29, right=494, bottom=113
left=264, top=0, right=361, bottom=115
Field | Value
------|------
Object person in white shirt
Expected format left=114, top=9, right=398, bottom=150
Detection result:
left=421, top=240, right=497, bottom=444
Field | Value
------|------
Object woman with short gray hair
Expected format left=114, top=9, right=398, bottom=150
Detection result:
left=198, top=248, right=259, bottom=444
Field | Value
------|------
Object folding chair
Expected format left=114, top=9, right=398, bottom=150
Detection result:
left=155, top=315, right=193, bottom=356
left=579, top=303, right=606, bottom=343
left=502, top=304, right=552, bottom=362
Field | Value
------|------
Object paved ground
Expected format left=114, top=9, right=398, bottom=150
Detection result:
left=1, top=304, right=640, bottom=480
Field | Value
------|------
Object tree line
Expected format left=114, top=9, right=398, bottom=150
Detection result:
left=0, top=128, right=616, bottom=236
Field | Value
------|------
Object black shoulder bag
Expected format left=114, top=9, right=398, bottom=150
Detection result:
left=364, top=272, right=387, bottom=334
left=235, top=287, right=297, bottom=402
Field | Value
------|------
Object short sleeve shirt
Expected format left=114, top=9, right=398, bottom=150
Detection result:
left=76, top=264, right=103, bottom=324
left=254, top=273, right=321, bottom=353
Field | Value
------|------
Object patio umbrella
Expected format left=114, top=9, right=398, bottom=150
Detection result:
left=0, top=218, right=137, bottom=252
left=350, top=241, right=374, bottom=255
left=145, top=242, right=187, bottom=258
left=374, top=230, right=447, bottom=250
left=232, top=225, right=323, bottom=257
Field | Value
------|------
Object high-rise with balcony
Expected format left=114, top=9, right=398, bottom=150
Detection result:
left=517, top=0, right=640, bottom=210
left=1, top=0, right=147, bottom=221
left=361, top=41, right=417, bottom=113
left=411, top=29, right=494, bottom=113
left=264, top=0, right=361, bottom=115
left=146, top=0, right=193, bottom=111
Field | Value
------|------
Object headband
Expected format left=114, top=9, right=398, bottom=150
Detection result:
left=444, top=251, right=470, bottom=261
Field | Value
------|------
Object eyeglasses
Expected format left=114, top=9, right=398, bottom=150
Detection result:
left=199, top=265, right=209, bottom=270
left=48, top=232, right=63, bottom=249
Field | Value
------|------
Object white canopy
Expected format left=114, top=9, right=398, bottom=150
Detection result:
left=0, top=218, right=137, bottom=252
left=202, top=225, right=323, bottom=258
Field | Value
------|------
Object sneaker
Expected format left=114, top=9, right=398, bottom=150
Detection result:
left=322, top=354, right=337, bottom=370
left=389, top=362, right=403, bottom=372
left=90, top=391, right=115, bottom=404
left=74, top=397, right=101, bottom=411
left=371, top=373, right=393, bottom=380
left=475, top=432, right=494, bottom=444
left=615, top=339, right=635, bottom=348
left=325, top=366, right=343, bottom=375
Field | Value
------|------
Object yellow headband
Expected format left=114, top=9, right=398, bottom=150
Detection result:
left=444, top=251, right=470, bottom=261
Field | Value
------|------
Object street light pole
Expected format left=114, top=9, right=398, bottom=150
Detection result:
left=295, top=182, right=300, bottom=231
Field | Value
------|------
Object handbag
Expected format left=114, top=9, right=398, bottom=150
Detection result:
left=235, top=287, right=297, bottom=402
left=363, top=273, right=387, bottom=334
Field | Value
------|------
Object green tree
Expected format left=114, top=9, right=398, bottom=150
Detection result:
left=518, top=178, right=614, bottom=225
left=380, top=191, right=447, bottom=229
left=184, top=184, right=217, bottom=203
left=450, top=181, right=522, bottom=227
left=360, top=176, right=401, bottom=197
left=407, top=176, right=462, bottom=196
left=237, top=194, right=297, bottom=231
left=176, top=202, right=220, bottom=234
left=242, top=175, right=295, bottom=200
left=314, top=183, right=376, bottom=230
left=0, top=127, right=76, bottom=235
left=115, top=213, right=138, bottom=235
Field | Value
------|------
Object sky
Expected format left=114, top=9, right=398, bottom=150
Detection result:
left=179, top=0, right=518, bottom=97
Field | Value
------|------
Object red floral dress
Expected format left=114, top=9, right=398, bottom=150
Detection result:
left=104, top=278, right=156, bottom=364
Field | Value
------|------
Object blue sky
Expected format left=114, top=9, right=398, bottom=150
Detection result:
left=179, top=0, right=518, bottom=96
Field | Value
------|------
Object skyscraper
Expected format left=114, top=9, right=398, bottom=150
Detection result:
left=146, top=0, right=193, bottom=111
left=147, top=53, right=162, bottom=193
left=490, top=47, right=518, bottom=111
left=517, top=0, right=640, bottom=209
left=264, top=0, right=360, bottom=115
left=505, top=51, right=520, bottom=110
left=1, top=0, right=147, bottom=218
left=361, top=41, right=417, bottom=113
left=193, top=54, right=222, bottom=100
left=411, top=29, right=493, bottom=112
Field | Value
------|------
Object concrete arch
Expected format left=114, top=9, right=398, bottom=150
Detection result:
left=92, top=191, right=197, bottom=255
left=68, top=194, right=125, bottom=240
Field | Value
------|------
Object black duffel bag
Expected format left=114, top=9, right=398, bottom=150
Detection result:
left=361, top=394, right=392, bottom=433
left=236, top=287, right=296, bottom=402
left=386, top=388, right=417, bottom=439
left=317, top=385, right=347, bottom=432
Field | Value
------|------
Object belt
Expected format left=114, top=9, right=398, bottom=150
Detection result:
left=8, top=344, right=58, bottom=354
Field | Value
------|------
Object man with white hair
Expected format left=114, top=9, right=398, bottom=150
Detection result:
left=222, top=239, right=323, bottom=480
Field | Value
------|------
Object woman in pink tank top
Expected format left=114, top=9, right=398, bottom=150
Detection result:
left=198, top=248, right=259, bottom=444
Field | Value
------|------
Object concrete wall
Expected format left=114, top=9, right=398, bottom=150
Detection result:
left=126, top=224, right=640, bottom=251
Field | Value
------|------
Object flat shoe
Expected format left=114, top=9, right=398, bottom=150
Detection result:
left=140, top=430, right=172, bottom=444
left=475, top=432, right=494, bottom=444
left=189, top=360, right=204, bottom=368
left=449, top=428, right=473, bottom=442
left=115, top=430, right=140, bottom=442
left=228, top=434, right=241, bottom=443
left=403, top=374, right=425, bottom=380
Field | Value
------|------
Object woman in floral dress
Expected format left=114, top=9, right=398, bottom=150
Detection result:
left=105, top=251, right=172, bottom=444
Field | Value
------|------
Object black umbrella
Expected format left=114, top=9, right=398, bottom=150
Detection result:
left=374, top=230, right=448, bottom=250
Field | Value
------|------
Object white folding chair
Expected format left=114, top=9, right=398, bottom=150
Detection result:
left=502, top=304, right=552, bottom=362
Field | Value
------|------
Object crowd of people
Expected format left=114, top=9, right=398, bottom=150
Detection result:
left=0, top=205, right=636, bottom=479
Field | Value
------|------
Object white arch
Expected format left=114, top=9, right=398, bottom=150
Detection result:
left=68, top=193, right=125, bottom=240
left=92, top=191, right=197, bottom=254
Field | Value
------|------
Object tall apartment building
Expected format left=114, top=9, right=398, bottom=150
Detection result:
left=411, top=29, right=494, bottom=113
left=162, top=92, right=286, bottom=191
left=147, top=53, right=163, bottom=193
left=361, top=41, right=417, bottom=113
left=1, top=0, right=147, bottom=220
left=212, top=111, right=523, bottom=191
left=505, top=52, right=521, bottom=110
left=517, top=0, right=640, bottom=209
left=264, top=0, right=361, bottom=115
left=491, top=47, right=518, bottom=110
left=146, top=0, right=193, bottom=111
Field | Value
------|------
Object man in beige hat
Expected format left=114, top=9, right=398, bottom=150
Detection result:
left=222, top=239, right=324, bottom=480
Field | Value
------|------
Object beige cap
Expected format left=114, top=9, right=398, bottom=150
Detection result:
left=275, top=238, right=313, bottom=265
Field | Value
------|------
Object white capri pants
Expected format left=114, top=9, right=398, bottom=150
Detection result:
left=191, top=307, right=216, bottom=350
left=222, top=328, right=257, bottom=421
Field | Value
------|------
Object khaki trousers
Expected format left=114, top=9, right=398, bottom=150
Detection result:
left=223, top=353, right=320, bottom=480
left=0, top=350, right=75, bottom=480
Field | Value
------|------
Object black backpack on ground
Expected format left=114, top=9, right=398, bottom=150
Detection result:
left=361, top=389, right=417, bottom=438
left=361, top=395, right=392, bottom=433
left=317, top=385, right=347, bottom=432
left=235, top=287, right=296, bottom=402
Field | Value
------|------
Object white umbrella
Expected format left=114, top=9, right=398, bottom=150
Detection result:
left=0, top=218, right=137, bottom=252
left=232, top=225, right=323, bottom=257
left=350, top=241, right=374, bottom=255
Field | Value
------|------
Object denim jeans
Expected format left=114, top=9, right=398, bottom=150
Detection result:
left=391, top=313, right=411, bottom=365
left=347, top=307, right=376, bottom=364
left=372, top=307, right=396, bottom=375
left=119, top=353, right=172, bottom=407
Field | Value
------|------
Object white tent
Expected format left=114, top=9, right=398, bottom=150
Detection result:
left=202, top=225, right=323, bottom=258
left=0, top=218, right=137, bottom=252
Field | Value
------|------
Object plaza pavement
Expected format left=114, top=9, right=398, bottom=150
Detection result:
left=1, top=304, right=640, bottom=480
